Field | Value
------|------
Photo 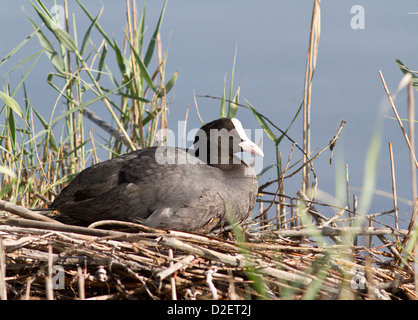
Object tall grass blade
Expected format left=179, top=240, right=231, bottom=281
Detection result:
left=227, top=87, right=239, bottom=119
left=220, top=76, right=227, bottom=118
left=76, top=0, right=113, bottom=49
left=227, top=47, right=237, bottom=116
left=0, top=28, right=38, bottom=68
left=277, top=100, right=303, bottom=146
left=136, top=1, right=147, bottom=55
left=396, top=59, right=418, bottom=90
left=0, top=91, right=24, bottom=120
left=95, top=42, right=107, bottom=82
left=143, top=0, right=168, bottom=67
left=31, top=1, right=78, bottom=53
left=35, top=0, right=52, bottom=19
left=112, top=39, right=131, bottom=78
left=80, top=7, right=103, bottom=56
left=125, top=32, right=156, bottom=92
left=7, top=107, right=16, bottom=152
left=113, top=38, right=130, bottom=79
left=51, top=85, right=123, bottom=125
left=26, top=14, right=65, bottom=73
left=31, top=105, right=58, bottom=152
left=246, top=100, right=277, bottom=143
left=157, top=71, right=178, bottom=98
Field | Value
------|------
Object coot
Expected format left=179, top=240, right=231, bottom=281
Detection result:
left=50, top=118, right=264, bottom=232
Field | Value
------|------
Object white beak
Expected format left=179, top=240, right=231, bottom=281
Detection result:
left=231, top=118, right=264, bottom=157
left=239, top=140, right=264, bottom=157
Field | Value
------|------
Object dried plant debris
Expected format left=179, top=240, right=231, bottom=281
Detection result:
left=0, top=201, right=416, bottom=300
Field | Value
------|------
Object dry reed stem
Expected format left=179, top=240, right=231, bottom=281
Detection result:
left=258, top=120, right=346, bottom=195
left=406, top=80, right=417, bottom=240
left=0, top=200, right=60, bottom=224
left=46, top=245, right=53, bottom=300
left=346, top=164, right=351, bottom=214
left=77, top=266, right=85, bottom=300
left=302, top=0, right=321, bottom=195
left=272, top=226, right=409, bottom=238
left=388, top=142, right=399, bottom=241
left=379, top=70, right=418, bottom=169
left=407, top=80, right=418, bottom=298
left=126, top=0, right=144, bottom=148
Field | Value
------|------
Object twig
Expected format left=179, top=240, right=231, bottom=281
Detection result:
left=256, top=144, right=296, bottom=222
left=157, top=255, right=195, bottom=280
left=46, top=245, right=54, bottom=300
left=320, top=207, right=346, bottom=228
left=205, top=269, right=218, bottom=300
left=346, top=164, right=351, bottom=213
left=0, top=239, right=6, bottom=300
left=33, top=192, right=52, bottom=206
left=168, top=249, right=177, bottom=300
left=2, top=218, right=128, bottom=238
left=272, top=226, right=408, bottom=239
left=159, top=235, right=335, bottom=292
left=158, top=237, right=244, bottom=268
left=375, top=276, right=415, bottom=291
left=0, top=200, right=60, bottom=223
left=297, top=190, right=342, bottom=244
left=377, top=235, right=414, bottom=274
left=258, top=120, right=346, bottom=193
left=77, top=266, right=85, bottom=300
left=297, top=190, right=333, bottom=225
left=88, top=219, right=159, bottom=233
left=285, top=120, right=346, bottom=180
left=82, top=108, right=140, bottom=150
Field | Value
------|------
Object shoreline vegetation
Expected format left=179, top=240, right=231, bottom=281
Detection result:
left=0, top=0, right=417, bottom=300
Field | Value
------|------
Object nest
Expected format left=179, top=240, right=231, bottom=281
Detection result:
left=0, top=199, right=416, bottom=300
